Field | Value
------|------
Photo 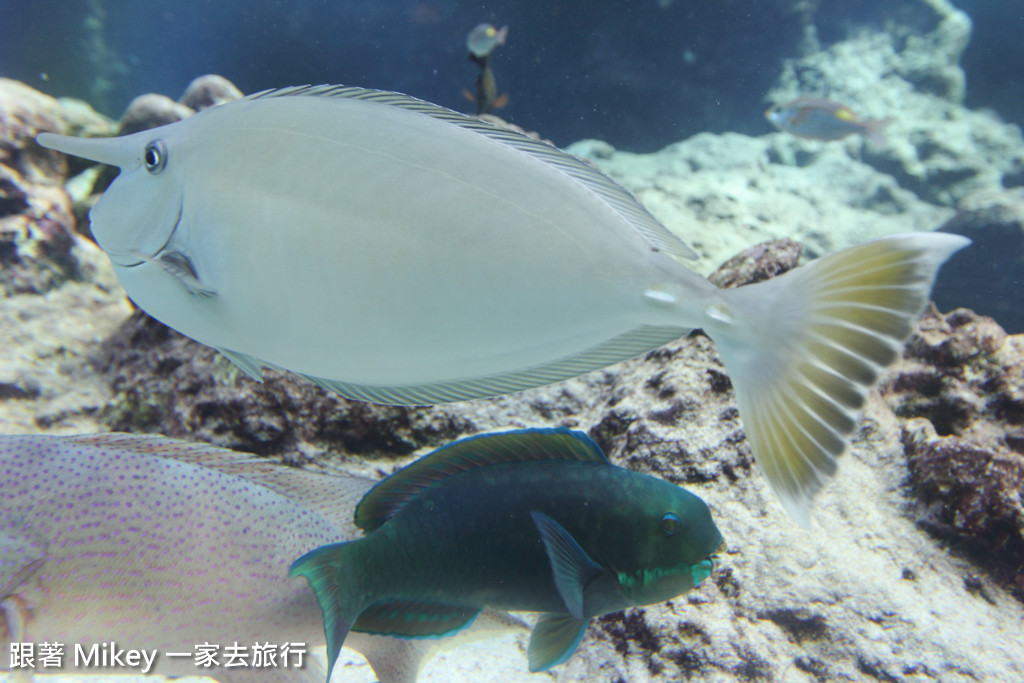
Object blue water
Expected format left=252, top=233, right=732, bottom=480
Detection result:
left=0, top=0, right=942, bottom=152
left=2, top=1, right=1022, bottom=151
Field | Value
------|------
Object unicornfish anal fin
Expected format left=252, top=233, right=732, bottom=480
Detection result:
left=528, top=613, right=589, bottom=672
left=214, top=347, right=265, bottom=382
left=530, top=510, right=603, bottom=620
left=707, top=232, right=971, bottom=525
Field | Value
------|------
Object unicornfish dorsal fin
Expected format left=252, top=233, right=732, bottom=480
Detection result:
left=354, top=427, right=606, bottom=532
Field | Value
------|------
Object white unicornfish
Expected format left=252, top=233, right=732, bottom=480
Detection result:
left=0, top=432, right=524, bottom=682
left=37, top=85, right=969, bottom=523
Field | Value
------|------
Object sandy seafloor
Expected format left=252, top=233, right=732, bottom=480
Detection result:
left=0, top=631, right=536, bottom=682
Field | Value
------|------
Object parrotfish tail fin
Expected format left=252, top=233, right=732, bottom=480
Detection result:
left=528, top=613, right=589, bottom=672
left=862, top=117, right=893, bottom=147
left=290, top=542, right=362, bottom=682
left=703, top=232, right=970, bottom=525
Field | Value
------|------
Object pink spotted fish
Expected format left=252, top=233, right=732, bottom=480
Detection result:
left=0, top=433, right=523, bottom=682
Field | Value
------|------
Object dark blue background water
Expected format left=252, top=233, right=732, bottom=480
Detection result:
left=0, top=0, right=1021, bottom=152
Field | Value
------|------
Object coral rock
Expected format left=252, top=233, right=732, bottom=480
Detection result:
left=118, top=93, right=194, bottom=136
left=0, top=79, right=105, bottom=295
left=179, top=74, right=243, bottom=111
left=707, top=238, right=802, bottom=289
left=884, top=305, right=1024, bottom=598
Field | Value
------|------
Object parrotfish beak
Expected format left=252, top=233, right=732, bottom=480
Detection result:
left=692, top=557, right=715, bottom=586
left=37, top=132, right=132, bottom=168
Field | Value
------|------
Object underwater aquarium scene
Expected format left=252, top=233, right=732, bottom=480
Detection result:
left=1, top=0, right=1022, bottom=682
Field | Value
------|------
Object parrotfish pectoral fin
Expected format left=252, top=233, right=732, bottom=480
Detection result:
left=530, top=511, right=602, bottom=620
left=289, top=542, right=360, bottom=682
left=528, top=613, right=589, bottom=672
left=702, top=232, right=971, bottom=525
left=36, top=132, right=136, bottom=168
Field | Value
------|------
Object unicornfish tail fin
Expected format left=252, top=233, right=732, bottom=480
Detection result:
left=290, top=541, right=362, bottom=681
left=702, top=232, right=970, bottom=525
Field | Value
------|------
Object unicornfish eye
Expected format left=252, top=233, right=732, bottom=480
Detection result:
left=659, top=512, right=681, bottom=536
left=144, top=140, right=167, bottom=174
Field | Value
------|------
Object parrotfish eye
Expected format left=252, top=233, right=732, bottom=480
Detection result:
left=143, top=139, right=167, bottom=174
left=659, top=512, right=681, bottom=536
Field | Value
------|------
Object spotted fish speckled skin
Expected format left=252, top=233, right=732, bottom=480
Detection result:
left=37, top=86, right=968, bottom=522
left=0, top=433, right=524, bottom=682
left=291, top=428, right=723, bottom=680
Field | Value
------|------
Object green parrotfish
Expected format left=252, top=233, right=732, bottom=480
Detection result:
left=290, top=427, right=723, bottom=679
left=36, top=85, right=969, bottom=522
left=0, top=433, right=523, bottom=682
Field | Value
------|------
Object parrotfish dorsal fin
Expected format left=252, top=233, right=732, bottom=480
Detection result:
left=354, top=427, right=606, bottom=532
left=245, top=85, right=698, bottom=263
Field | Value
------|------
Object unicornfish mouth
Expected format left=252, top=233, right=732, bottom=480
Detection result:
left=117, top=201, right=184, bottom=268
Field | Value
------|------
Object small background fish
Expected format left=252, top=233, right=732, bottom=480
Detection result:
left=463, top=23, right=509, bottom=115
left=765, top=97, right=892, bottom=146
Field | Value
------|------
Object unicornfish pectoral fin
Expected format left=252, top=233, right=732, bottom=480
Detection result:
left=528, top=613, right=589, bottom=672
left=530, top=511, right=602, bottom=620
left=703, top=232, right=971, bottom=525
left=142, top=250, right=216, bottom=298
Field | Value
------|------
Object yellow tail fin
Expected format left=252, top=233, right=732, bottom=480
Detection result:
left=703, top=233, right=970, bottom=524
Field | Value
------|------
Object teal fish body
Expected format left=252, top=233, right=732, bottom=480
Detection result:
left=291, top=428, right=722, bottom=677
left=37, top=85, right=968, bottom=522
